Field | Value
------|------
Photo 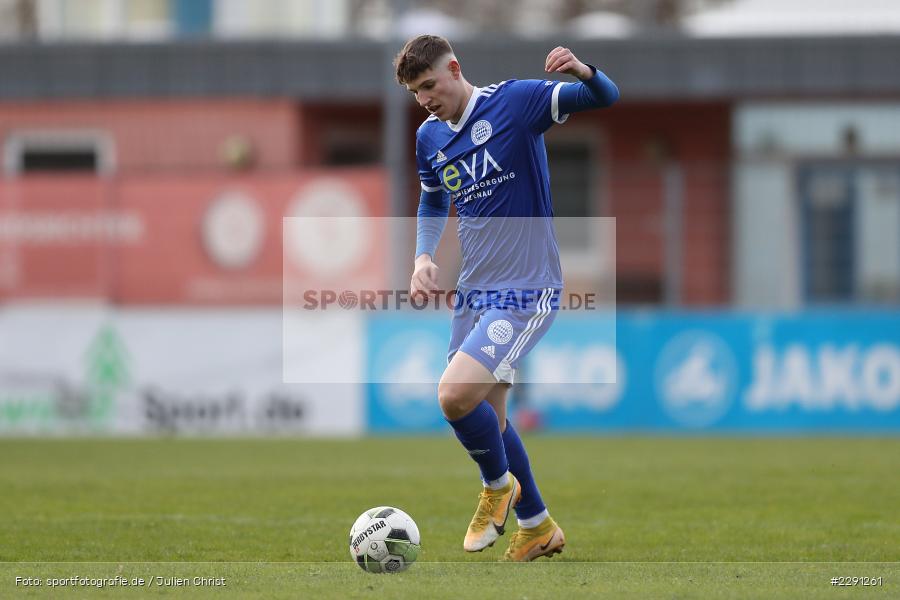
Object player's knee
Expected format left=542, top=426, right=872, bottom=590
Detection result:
left=437, top=382, right=479, bottom=421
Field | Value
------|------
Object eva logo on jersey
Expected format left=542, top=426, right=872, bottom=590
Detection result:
left=440, top=148, right=504, bottom=192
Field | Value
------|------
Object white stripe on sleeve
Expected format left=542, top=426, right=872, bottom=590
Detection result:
left=551, top=82, right=570, bottom=124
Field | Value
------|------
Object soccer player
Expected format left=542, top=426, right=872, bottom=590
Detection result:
left=394, top=35, right=618, bottom=561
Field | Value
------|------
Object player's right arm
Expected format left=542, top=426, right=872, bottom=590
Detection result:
left=544, top=46, right=619, bottom=113
left=411, top=134, right=449, bottom=298
left=505, top=47, right=619, bottom=134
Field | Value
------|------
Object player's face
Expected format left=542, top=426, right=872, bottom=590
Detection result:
left=405, top=63, right=463, bottom=123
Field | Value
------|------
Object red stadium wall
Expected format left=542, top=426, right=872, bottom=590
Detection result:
left=0, top=100, right=301, bottom=172
left=0, top=171, right=388, bottom=304
left=0, top=99, right=731, bottom=306
left=298, top=104, right=382, bottom=167
left=575, top=101, right=732, bottom=305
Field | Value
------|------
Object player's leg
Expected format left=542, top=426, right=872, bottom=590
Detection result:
left=484, top=382, right=509, bottom=427
left=437, top=350, right=497, bottom=420
left=438, top=351, right=520, bottom=552
left=473, top=289, right=565, bottom=561
left=485, top=384, right=563, bottom=561
left=485, top=385, right=549, bottom=526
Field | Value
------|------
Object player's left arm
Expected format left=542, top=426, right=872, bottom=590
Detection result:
left=545, top=46, right=619, bottom=113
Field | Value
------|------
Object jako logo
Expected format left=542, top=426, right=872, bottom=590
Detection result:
left=654, top=331, right=737, bottom=428
left=745, top=343, right=900, bottom=411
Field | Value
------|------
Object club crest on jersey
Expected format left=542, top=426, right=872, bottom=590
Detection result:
left=470, top=120, right=492, bottom=145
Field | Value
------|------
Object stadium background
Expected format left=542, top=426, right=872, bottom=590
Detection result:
left=2, top=0, right=899, bottom=437
left=1, top=3, right=899, bottom=597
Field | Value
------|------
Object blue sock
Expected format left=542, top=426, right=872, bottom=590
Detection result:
left=502, top=420, right=546, bottom=520
left=448, top=401, right=508, bottom=483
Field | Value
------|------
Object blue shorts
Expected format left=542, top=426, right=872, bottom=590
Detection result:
left=447, top=288, right=560, bottom=384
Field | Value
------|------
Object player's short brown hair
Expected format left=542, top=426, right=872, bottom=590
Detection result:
left=394, top=35, right=454, bottom=84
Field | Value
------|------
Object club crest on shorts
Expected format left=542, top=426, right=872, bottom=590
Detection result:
left=486, top=319, right=513, bottom=345
left=470, top=120, right=492, bottom=145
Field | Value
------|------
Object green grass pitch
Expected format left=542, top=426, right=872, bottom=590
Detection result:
left=1, top=437, right=898, bottom=598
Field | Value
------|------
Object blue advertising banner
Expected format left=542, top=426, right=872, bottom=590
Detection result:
left=366, top=311, right=900, bottom=433
left=366, top=314, right=446, bottom=433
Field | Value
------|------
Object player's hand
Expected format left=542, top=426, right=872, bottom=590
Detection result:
left=410, top=255, right=440, bottom=302
left=544, top=46, right=593, bottom=80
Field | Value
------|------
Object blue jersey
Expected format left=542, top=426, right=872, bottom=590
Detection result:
left=415, top=80, right=571, bottom=291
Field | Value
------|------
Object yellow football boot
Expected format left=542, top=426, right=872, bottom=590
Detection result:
left=502, top=516, right=566, bottom=562
left=463, top=475, right=521, bottom=552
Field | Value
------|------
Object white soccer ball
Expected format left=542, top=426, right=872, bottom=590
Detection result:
left=349, top=506, right=421, bottom=573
